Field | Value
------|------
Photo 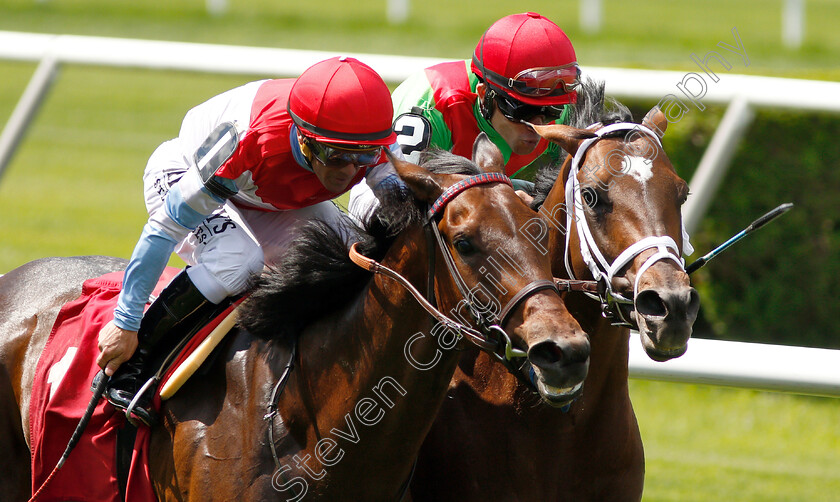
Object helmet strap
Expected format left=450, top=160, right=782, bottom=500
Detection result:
left=479, top=86, right=496, bottom=122
left=297, top=131, right=315, bottom=168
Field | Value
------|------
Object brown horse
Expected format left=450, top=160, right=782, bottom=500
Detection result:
left=0, top=136, right=589, bottom=501
left=410, top=82, right=699, bottom=501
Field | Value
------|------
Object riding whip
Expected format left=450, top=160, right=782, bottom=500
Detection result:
left=685, top=203, right=794, bottom=274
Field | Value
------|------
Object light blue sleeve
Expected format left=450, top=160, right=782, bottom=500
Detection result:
left=113, top=173, right=230, bottom=331
left=113, top=223, right=179, bottom=331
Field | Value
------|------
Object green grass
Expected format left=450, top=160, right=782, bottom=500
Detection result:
left=1, top=2, right=839, bottom=500
left=632, top=380, right=840, bottom=502
left=2, top=0, right=840, bottom=77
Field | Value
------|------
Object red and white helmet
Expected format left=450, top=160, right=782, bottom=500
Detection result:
left=288, top=56, right=397, bottom=146
left=471, top=12, right=580, bottom=106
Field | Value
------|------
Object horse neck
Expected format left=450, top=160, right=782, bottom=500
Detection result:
left=277, top=223, right=463, bottom=494
left=353, top=224, right=462, bottom=393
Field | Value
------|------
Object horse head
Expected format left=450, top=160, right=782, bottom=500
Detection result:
left=534, top=105, right=699, bottom=362
left=388, top=135, right=590, bottom=406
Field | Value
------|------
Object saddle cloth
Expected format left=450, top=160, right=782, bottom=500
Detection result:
left=28, top=268, right=237, bottom=501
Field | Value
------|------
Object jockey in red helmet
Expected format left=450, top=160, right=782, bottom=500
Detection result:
left=386, top=12, right=580, bottom=180
left=472, top=12, right=579, bottom=121
left=97, top=57, right=401, bottom=426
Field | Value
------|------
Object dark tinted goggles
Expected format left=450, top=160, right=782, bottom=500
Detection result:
left=494, top=93, right=565, bottom=123
left=307, top=139, right=383, bottom=167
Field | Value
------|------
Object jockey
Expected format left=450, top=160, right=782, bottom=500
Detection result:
left=97, top=56, right=401, bottom=426
left=395, top=11, right=578, bottom=177
left=349, top=12, right=580, bottom=215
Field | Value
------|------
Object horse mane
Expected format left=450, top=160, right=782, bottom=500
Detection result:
left=531, top=78, right=633, bottom=208
left=238, top=149, right=481, bottom=341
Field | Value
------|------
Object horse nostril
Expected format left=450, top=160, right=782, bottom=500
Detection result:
left=636, top=289, right=667, bottom=318
left=687, top=288, right=701, bottom=320
left=528, top=341, right=564, bottom=367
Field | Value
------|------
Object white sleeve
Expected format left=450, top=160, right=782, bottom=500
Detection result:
left=177, top=80, right=266, bottom=167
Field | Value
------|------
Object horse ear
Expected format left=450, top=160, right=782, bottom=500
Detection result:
left=472, top=132, right=505, bottom=174
left=528, top=123, right=596, bottom=156
left=385, top=148, right=444, bottom=203
left=642, top=106, right=668, bottom=137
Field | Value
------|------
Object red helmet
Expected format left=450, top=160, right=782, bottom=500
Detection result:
left=288, top=56, right=397, bottom=146
left=471, top=12, right=580, bottom=106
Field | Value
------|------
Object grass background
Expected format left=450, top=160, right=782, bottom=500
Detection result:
left=1, top=1, right=838, bottom=500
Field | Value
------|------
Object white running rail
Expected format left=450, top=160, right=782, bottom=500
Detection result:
left=2, top=31, right=839, bottom=397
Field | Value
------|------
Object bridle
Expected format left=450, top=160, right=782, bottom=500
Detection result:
left=351, top=172, right=562, bottom=389
left=563, top=122, right=692, bottom=327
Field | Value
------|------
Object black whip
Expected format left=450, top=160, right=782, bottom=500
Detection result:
left=686, top=203, right=794, bottom=275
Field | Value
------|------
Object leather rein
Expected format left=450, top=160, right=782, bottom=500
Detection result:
left=263, top=173, right=597, bottom=500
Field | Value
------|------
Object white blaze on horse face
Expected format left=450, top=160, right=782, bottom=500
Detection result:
left=622, top=155, right=654, bottom=187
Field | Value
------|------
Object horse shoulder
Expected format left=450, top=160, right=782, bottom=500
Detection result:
left=0, top=256, right=126, bottom=444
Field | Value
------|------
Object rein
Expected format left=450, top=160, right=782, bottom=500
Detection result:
left=563, top=122, right=691, bottom=326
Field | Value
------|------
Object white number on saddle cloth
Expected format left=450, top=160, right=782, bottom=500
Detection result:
left=47, top=347, right=78, bottom=401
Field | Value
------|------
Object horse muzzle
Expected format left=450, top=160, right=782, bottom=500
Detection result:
left=526, top=337, right=590, bottom=407
left=634, top=285, right=700, bottom=361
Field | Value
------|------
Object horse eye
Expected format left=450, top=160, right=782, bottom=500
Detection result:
left=453, top=239, right=475, bottom=255
left=581, top=187, right=600, bottom=208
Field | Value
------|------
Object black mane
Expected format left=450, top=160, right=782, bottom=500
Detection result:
left=238, top=149, right=481, bottom=340
left=531, top=79, right=633, bottom=208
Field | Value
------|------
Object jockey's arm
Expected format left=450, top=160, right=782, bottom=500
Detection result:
left=115, top=167, right=235, bottom=332
left=98, top=166, right=235, bottom=372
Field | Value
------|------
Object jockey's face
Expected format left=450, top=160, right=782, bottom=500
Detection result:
left=311, top=156, right=361, bottom=193
left=478, top=83, right=545, bottom=156
left=301, top=135, right=381, bottom=193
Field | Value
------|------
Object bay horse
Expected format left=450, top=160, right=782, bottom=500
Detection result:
left=0, top=135, right=590, bottom=501
left=410, top=81, right=699, bottom=501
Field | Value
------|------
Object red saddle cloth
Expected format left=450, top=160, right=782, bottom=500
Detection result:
left=28, top=268, right=236, bottom=501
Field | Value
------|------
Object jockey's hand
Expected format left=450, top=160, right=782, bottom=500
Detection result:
left=515, top=189, right=534, bottom=207
left=97, top=321, right=139, bottom=376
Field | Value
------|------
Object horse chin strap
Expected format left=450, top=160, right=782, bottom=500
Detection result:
left=564, top=122, right=690, bottom=327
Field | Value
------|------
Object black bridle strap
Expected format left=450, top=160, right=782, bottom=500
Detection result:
left=498, top=279, right=559, bottom=327
left=427, top=214, right=488, bottom=323
left=427, top=215, right=568, bottom=336
left=424, top=222, right=437, bottom=307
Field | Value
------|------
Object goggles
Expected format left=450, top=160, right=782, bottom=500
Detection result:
left=307, top=139, right=383, bottom=168
left=494, top=93, right=566, bottom=123
left=507, top=63, right=581, bottom=97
